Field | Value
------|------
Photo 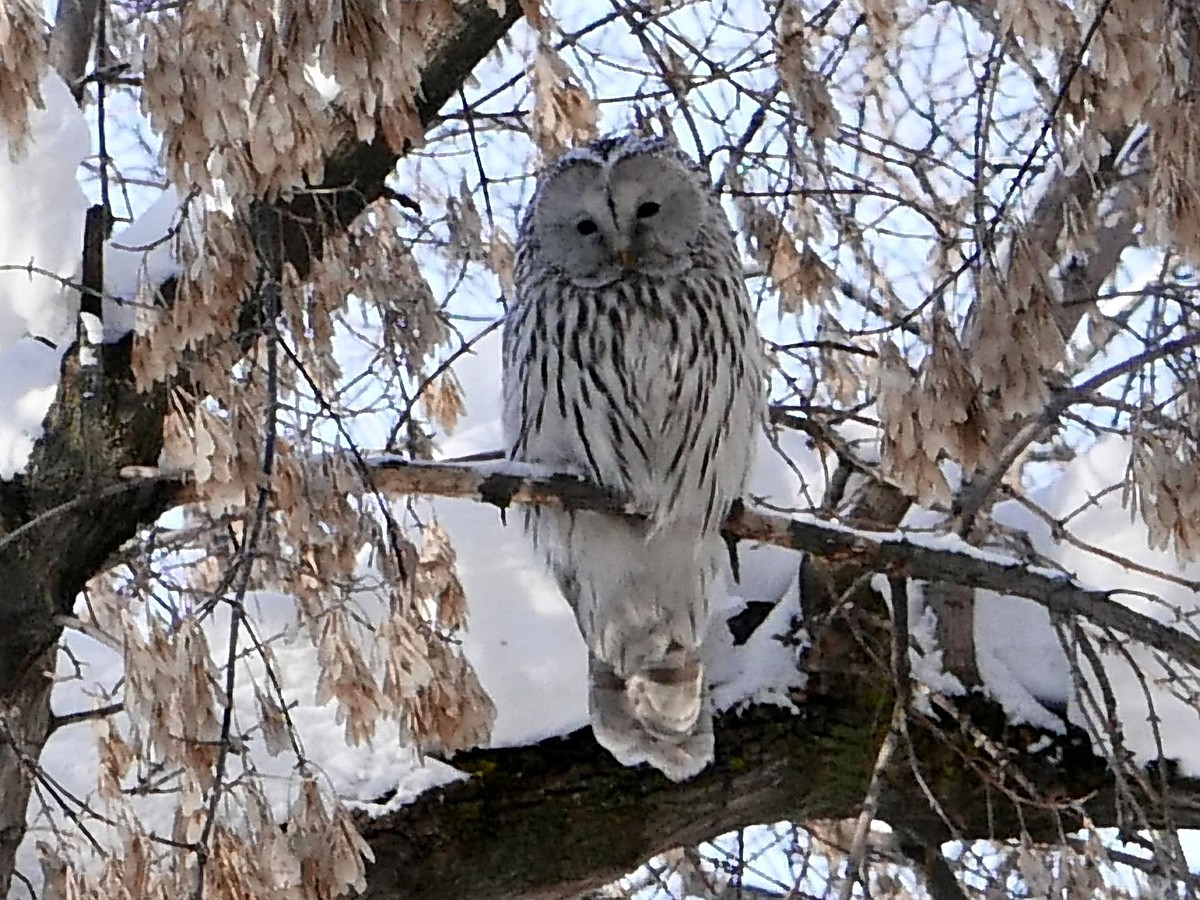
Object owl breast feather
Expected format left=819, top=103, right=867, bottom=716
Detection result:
left=504, top=261, right=760, bottom=534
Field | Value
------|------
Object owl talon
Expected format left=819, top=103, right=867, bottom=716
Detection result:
left=628, top=657, right=704, bottom=737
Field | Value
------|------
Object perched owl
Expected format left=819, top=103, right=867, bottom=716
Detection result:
left=501, top=134, right=767, bottom=781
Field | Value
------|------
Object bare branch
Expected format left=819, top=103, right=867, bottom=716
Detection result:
left=127, top=454, right=1200, bottom=671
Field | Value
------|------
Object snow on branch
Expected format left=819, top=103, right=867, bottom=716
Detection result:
left=362, top=459, right=1200, bottom=668
left=125, top=456, right=1200, bottom=672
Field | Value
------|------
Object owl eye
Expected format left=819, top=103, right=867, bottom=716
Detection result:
left=576, top=219, right=598, bottom=235
left=636, top=201, right=661, bottom=218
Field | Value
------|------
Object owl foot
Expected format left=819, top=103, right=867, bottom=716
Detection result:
left=627, top=658, right=704, bottom=737
left=589, top=657, right=714, bottom=782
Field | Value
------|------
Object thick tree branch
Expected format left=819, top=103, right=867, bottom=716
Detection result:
left=355, top=692, right=1200, bottom=900
left=48, top=0, right=101, bottom=98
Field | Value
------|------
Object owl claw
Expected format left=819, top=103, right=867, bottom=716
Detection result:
left=627, top=659, right=704, bottom=737
left=591, top=713, right=714, bottom=782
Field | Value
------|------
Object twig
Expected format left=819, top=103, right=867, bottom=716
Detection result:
left=838, top=701, right=904, bottom=899
left=193, top=204, right=284, bottom=900
left=49, top=702, right=123, bottom=732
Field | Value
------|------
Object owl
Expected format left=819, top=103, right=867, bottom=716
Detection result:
left=501, top=134, right=767, bottom=781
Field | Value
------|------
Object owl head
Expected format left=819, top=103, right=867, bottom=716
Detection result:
left=519, top=135, right=717, bottom=288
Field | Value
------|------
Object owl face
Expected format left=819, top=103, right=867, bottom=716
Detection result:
left=526, top=142, right=708, bottom=288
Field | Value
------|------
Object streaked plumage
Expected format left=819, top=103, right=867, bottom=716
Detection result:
left=502, top=134, right=766, bottom=780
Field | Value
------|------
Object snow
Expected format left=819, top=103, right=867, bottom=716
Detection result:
left=103, top=186, right=191, bottom=338
left=974, top=586, right=1071, bottom=733
left=966, top=434, right=1200, bottom=774
left=897, top=581, right=968, bottom=702
left=0, top=72, right=188, bottom=479
left=855, top=511, right=1077, bottom=733
left=0, top=72, right=90, bottom=478
left=0, top=338, right=70, bottom=479
left=0, top=76, right=196, bottom=479
left=1028, top=436, right=1200, bottom=774
left=432, top=328, right=506, bottom=459
left=707, top=575, right=805, bottom=712
left=430, top=328, right=591, bottom=743
left=23, top=586, right=467, bottom=883
left=0, top=74, right=89, bottom=345
left=742, top=423, right=1200, bottom=775
left=861, top=432, right=1200, bottom=772
left=0, top=72, right=198, bottom=479
left=972, top=470, right=1073, bottom=728
left=742, top=426, right=827, bottom=600
left=436, top=493, right=592, bottom=744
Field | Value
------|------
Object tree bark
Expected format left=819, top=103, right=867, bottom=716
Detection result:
left=0, top=649, right=53, bottom=900
left=48, top=0, right=101, bottom=98
left=357, top=682, right=1192, bottom=900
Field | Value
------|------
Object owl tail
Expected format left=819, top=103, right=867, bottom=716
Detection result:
left=588, top=653, right=714, bottom=782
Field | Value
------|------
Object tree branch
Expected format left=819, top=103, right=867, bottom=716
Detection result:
left=358, top=459, right=1200, bottom=669
left=127, top=455, right=1200, bottom=674
left=354, top=694, right=1200, bottom=900
left=48, top=0, right=101, bottom=98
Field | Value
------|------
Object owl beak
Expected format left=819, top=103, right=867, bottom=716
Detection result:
left=616, top=249, right=637, bottom=268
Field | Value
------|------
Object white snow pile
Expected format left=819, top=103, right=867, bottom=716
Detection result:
left=20, top=584, right=466, bottom=890
left=0, top=71, right=190, bottom=479
left=0, top=72, right=90, bottom=478
left=102, top=185, right=192, bottom=338
left=977, top=434, right=1200, bottom=774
